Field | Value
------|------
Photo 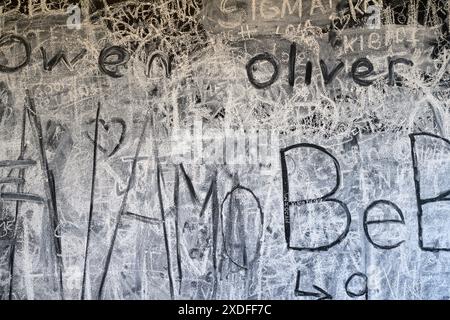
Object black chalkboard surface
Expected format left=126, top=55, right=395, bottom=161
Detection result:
left=0, top=0, right=449, bottom=301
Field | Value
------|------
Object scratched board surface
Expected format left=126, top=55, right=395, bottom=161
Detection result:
left=0, top=0, right=450, bottom=300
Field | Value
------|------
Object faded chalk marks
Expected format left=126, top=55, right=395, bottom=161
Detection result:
left=0, top=34, right=31, bottom=73
left=0, top=0, right=450, bottom=301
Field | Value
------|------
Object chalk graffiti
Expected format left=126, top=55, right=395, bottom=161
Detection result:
left=0, top=0, right=449, bottom=301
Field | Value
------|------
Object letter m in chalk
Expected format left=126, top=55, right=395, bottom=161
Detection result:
left=280, top=144, right=351, bottom=251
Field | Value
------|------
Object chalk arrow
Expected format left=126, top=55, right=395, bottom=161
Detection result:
left=294, top=271, right=332, bottom=300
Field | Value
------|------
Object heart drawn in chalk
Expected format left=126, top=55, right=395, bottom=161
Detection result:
left=86, top=117, right=126, bottom=157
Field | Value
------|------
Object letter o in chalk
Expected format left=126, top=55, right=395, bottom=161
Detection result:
left=345, top=272, right=368, bottom=298
left=246, top=53, right=279, bottom=89
left=0, top=34, right=31, bottom=73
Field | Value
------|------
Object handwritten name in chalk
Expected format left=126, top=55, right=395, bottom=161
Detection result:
left=0, top=33, right=173, bottom=79
left=246, top=42, right=416, bottom=89
left=280, top=132, right=450, bottom=253
left=0, top=33, right=433, bottom=91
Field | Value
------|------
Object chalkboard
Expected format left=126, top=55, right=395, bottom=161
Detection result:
left=0, top=0, right=449, bottom=301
